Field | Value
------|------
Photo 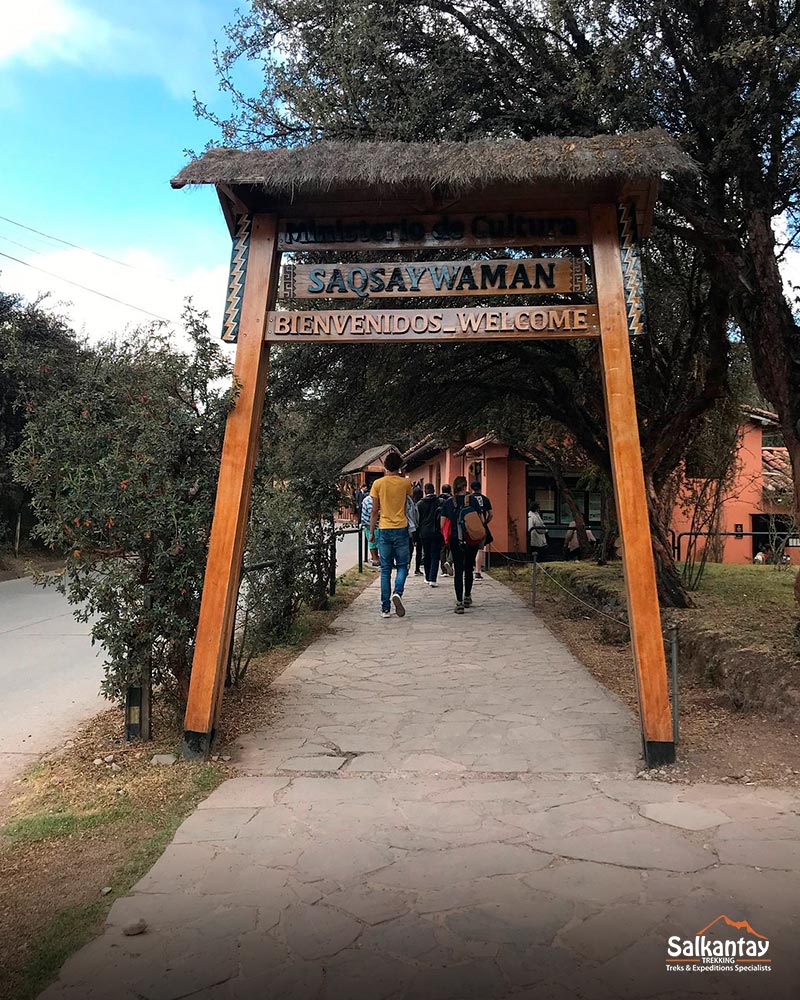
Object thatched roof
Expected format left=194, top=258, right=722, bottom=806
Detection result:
left=171, top=131, right=694, bottom=195
left=341, top=444, right=398, bottom=476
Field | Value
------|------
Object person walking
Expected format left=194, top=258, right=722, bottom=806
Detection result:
left=360, top=491, right=380, bottom=568
left=439, top=484, right=453, bottom=575
left=411, top=484, right=424, bottom=575
left=355, top=482, right=368, bottom=525
left=468, top=480, right=493, bottom=580
left=563, top=520, right=596, bottom=561
left=370, top=451, right=413, bottom=618
left=528, top=502, right=548, bottom=558
left=441, top=476, right=484, bottom=614
left=416, top=483, right=443, bottom=587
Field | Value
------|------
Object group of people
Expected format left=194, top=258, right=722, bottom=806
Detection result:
left=358, top=451, right=493, bottom=617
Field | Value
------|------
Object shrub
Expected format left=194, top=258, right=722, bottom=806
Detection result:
left=11, top=308, right=232, bottom=706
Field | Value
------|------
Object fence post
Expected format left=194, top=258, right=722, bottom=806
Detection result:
left=670, top=624, right=679, bottom=746
left=531, top=552, right=538, bottom=608
left=358, top=526, right=364, bottom=574
left=329, top=525, right=337, bottom=597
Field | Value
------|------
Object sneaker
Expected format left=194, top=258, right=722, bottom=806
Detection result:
left=474, top=572, right=483, bottom=581
left=391, top=593, right=406, bottom=617
left=381, top=610, right=391, bottom=619
left=429, top=580, right=438, bottom=588
left=444, top=561, right=453, bottom=576
left=464, top=595, right=473, bottom=608
left=414, top=569, right=423, bottom=576
left=454, top=602, right=465, bottom=614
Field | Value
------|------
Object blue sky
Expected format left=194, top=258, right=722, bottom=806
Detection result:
left=0, top=0, right=246, bottom=341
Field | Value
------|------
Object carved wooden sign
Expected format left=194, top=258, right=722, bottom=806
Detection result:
left=281, top=258, right=586, bottom=300
left=265, top=305, right=599, bottom=342
left=277, top=212, right=589, bottom=250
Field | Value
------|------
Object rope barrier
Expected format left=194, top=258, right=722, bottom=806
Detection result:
left=537, top=566, right=631, bottom=629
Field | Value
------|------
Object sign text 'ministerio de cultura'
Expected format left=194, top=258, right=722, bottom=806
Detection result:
left=278, top=212, right=589, bottom=249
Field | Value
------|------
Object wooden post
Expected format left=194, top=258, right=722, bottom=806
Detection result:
left=590, top=203, right=675, bottom=767
left=182, top=214, right=280, bottom=758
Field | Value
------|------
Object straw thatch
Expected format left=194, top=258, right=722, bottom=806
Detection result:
left=171, top=130, right=694, bottom=194
left=341, top=444, right=398, bottom=475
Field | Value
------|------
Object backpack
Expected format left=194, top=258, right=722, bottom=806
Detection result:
left=457, top=496, right=487, bottom=546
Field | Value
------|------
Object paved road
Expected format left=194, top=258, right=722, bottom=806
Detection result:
left=41, top=575, right=800, bottom=999
left=0, top=577, right=106, bottom=789
left=335, top=527, right=362, bottom=574
left=0, top=534, right=362, bottom=790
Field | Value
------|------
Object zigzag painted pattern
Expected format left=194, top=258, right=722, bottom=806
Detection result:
left=618, top=203, right=646, bottom=337
left=222, top=214, right=252, bottom=343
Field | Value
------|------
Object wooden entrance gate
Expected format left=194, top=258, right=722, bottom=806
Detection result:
left=172, top=133, right=695, bottom=767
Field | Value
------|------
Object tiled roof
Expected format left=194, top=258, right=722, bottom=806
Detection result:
left=456, top=433, right=500, bottom=455
left=742, top=405, right=779, bottom=425
left=762, top=447, right=794, bottom=498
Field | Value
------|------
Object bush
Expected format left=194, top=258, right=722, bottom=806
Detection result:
left=11, top=308, right=232, bottom=706
left=228, top=483, right=335, bottom=685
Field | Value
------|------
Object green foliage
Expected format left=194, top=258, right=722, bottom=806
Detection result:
left=230, top=482, right=334, bottom=683
left=10, top=307, right=233, bottom=704
left=0, top=291, right=83, bottom=547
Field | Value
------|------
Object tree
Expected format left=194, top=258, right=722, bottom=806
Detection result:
left=196, top=0, right=800, bottom=606
left=10, top=307, right=233, bottom=707
left=0, top=290, right=83, bottom=549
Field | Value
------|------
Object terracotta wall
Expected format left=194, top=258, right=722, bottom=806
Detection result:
left=670, top=422, right=799, bottom=564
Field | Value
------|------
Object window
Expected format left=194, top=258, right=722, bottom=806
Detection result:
left=763, top=429, right=785, bottom=448
left=533, top=485, right=556, bottom=524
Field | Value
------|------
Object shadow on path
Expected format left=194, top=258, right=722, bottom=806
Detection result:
left=41, top=576, right=800, bottom=999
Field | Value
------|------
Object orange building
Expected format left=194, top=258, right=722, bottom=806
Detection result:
left=344, top=407, right=796, bottom=563
left=671, top=407, right=798, bottom=565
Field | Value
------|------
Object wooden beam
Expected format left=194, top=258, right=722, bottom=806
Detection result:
left=590, top=202, right=674, bottom=766
left=182, top=214, right=280, bottom=758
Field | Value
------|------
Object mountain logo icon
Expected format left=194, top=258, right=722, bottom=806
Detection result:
left=696, top=915, right=767, bottom=940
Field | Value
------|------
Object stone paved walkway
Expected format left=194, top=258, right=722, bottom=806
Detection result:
left=42, top=577, right=800, bottom=999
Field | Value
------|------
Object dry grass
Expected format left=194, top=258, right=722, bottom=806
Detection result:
left=172, top=130, right=695, bottom=192
left=0, top=567, right=373, bottom=1000
left=494, top=563, right=800, bottom=786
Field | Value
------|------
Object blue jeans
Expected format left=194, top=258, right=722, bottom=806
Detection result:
left=377, top=528, right=410, bottom=612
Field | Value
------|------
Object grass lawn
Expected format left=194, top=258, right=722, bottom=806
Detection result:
left=534, top=559, right=797, bottom=658
left=0, top=566, right=373, bottom=1000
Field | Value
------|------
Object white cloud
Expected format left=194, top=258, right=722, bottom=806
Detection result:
left=0, top=0, right=120, bottom=68
left=0, top=243, right=231, bottom=352
left=0, top=0, right=228, bottom=97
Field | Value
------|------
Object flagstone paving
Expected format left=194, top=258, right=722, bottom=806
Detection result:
left=41, top=576, right=800, bottom=999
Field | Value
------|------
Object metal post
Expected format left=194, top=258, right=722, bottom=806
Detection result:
left=531, top=551, right=538, bottom=608
left=358, top=526, right=364, bottom=574
left=670, top=624, right=679, bottom=746
left=125, top=679, right=151, bottom=740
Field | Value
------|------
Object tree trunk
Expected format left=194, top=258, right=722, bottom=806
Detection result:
left=735, top=206, right=800, bottom=611
left=645, top=474, right=693, bottom=609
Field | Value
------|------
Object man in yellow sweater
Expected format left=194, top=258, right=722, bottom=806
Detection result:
left=370, top=450, right=413, bottom=618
